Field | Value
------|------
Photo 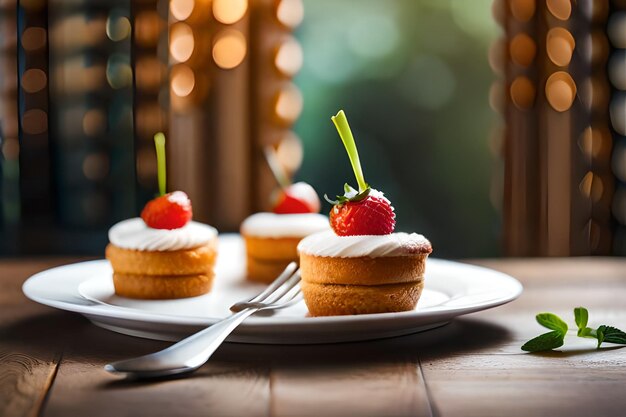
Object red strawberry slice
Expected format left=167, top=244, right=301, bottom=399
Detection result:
left=141, top=191, right=192, bottom=229
left=329, top=190, right=395, bottom=236
left=273, top=182, right=321, bottom=214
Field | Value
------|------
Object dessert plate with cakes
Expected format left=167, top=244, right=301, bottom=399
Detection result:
left=23, top=118, right=523, bottom=344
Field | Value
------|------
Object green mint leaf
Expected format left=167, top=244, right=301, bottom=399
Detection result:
left=596, top=326, right=606, bottom=349
left=574, top=307, right=588, bottom=331
left=598, top=326, right=626, bottom=345
left=578, top=327, right=596, bottom=338
left=521, top=331, right=565, bottom=352
left=536, top=313, right=569, bottom=335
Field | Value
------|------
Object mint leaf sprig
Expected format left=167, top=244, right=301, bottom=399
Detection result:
left=522, top=307, right=626, bottom=352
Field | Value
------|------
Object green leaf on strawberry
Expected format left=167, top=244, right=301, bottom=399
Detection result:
left=326, top=110, right=396, bottom=236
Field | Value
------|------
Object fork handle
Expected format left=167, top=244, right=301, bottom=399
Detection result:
left=168, top=307, right=259, bottom=369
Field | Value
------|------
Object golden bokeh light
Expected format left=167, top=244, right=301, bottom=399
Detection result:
left=489, top=81, right=505, bottom=113
left=213, top=0, right=248, bottom=24
left=489, top=38, right=507, bottom=75
left=21, top=109, right=48, bottom=135
left=170, top=64, right=195, bottom=97
left=274, top=84, right=303, bottom=124
left=545, top=71, right=576, bottom=112
left=509, top=0, right=535, bottom=22
left=170, top=0, right=195, bottom=21
left=135, top=57, right=164, bottom=91
left=546, top=0, right=571, bottom=21
left=1, top=138, right=19, bottom=160
left=212, top=29, right=247, bottom=69
left=82, top=153, right=110, bottom=181
left=546, top=27, right=575, bottom=67
left=21, top=68, right=47, bottom=93
left=82, top=109, right=107, bottom=137
left=276, top=131, right=303, bottom=173
left=276, top=0, right=304, bottom=28
left=170, top=22, right=195, bottom=62
left=578, top=126, right=611, bottom=160
left=510, top=76, right=535, bottom=110
left=579, top=171, right=604, bottom=203
left=274, top=38, right=303, bottom=77
left=134, top=11, right=161, bottom=47
left=509, top=33, right=536, bottom=67
left=21, top=27, right=46, bottom=51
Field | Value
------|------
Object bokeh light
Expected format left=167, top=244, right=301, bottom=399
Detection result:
left=21, top=109, right=47, bottom=135
left=510, top=33, right=536, bottom=67
left=510, top=76, right=535, bottom=110
left=546, top=0, right=571, bottom=21
left=274, top=38, right=303, bottom=77
left=170, top=22, right=194, bottom=62
left=274, top=84, right=303, bottom=124
left=21, top=68, right=47, bottom=93
left=213, top=0, right=248, bottom=25
left=170, top=64, right=195, bottom=97
left=509, top=0, right=535, bottom=22
left=276, top=0, right=304, bottom=29
left=546, top=27, right=575, bottom=67
left=212, top=29, right=247, bottom=69
left=545, top=71, right=576, bottom=112
left=21, top=27, right=46, bottom=51
left=170, top=0, right=194, bottom=21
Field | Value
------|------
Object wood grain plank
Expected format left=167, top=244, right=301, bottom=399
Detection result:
left=0, top=351, right=59, bottom=417
left=270, top=362, right=433, bottom=417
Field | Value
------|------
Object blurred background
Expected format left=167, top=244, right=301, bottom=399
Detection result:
left=0, top=0, right=624, bottom=258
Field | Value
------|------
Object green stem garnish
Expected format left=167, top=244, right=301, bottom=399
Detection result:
left=331, top=110, right=368, bottom=193
left=263, top=146, right=290, bottom=189
left=154, top=132, right=166, bottom=196
left=521, top=307, right=626, bottom=352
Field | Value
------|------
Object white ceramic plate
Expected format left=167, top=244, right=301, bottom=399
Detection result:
left=23, top=235, right=522, bottom=344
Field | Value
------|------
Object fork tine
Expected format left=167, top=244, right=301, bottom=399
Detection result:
left=263, top=271, right=300, bottom=304
left=248, top=262, right=297, bottom=303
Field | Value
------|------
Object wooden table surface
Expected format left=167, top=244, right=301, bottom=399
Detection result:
left=1, top=257, right=625, bottom=417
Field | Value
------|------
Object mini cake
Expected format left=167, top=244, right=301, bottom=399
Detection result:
left=298, top=110, right=433, bottom=316
left=241, top=211, right=329, bottom=283
left=298, top=231, right=431, bottom=315
left=105, top=133, right=219, bottom=299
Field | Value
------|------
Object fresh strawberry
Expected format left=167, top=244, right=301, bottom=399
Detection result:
left=141, top=191, right=192, bottom=229
left=325, top=110, right=396, bottom=236
left=273, top=182, right=321, bottom=214
left=329, top=189, right=395, bottom=236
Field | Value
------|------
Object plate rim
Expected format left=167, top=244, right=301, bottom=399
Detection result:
left=22, top=257, right=523, bottom=328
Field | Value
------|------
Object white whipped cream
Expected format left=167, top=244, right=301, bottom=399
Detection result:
left=240, top=212, right=330, bottom=238
left=297, top=230, right=431, bottom=258
left=109, top=218, right=217, bottom=251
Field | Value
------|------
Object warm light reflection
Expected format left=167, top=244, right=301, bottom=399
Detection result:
left=579, top=171, right=604, bottom=202
left=274, top=84, right=303, bottom=124
left=545, top=71, right=576, bottom=112
left=135, top=57, right=163, bottom=91
left=21, top=109, right=47, bottom=134
left=134, top=11, right=161, bottom=47
left=213, top=0, right=248, bottom=24
left=82, top=153, right=109, bottom=181
left=21, top=27, right=46, bottom=51
left=276, top=131, right=303, bottom=172
left=21, top=68, right=47, bottom=93
left=274, top=38, right=303, bottom=77
left=489, top=38, right=506, bottom=75
left=546, top=0, right=572, bottom=21
left=170, top=64, right=195, bottom=97
left=489, top=82, right=505, bottom=113
left=170, top=0, right=195, bottom=21
left=579, top=126, right=611, bottom=160
left=509, top=33, right=535, bottom=67
left=82, top=109, right=106, bottom=136
left=170, top=23, right=194, bottom=62
left=212, top=29, right=246, bottom=69
left=510, top=76, right=535, bottom=110
left=546, top=27, right=575, bottom=67
left=276, top=0, right=304, bottom=28
left=509, top=0, right=535, bottom=22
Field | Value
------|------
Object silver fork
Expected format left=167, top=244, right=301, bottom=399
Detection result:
left=104, top=263, right=301, bottom=379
